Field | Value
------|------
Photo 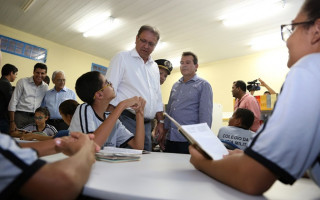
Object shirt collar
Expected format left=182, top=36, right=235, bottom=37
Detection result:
left=178, top=74, right=198, bottom=83
left=130, top=48, right=154, bottom=64
left=52, top=86, right=67, bottom=92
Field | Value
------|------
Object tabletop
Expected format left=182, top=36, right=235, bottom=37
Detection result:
left=42, top=152, right=320, bottom=200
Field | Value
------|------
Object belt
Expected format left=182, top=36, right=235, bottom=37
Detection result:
left=121, top=109, right=151, bottom=123
left=16, top=111, right=34, bottom=116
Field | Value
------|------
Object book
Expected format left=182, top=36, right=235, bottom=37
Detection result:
left=164, top=113, right=229, bottom=160
left=95, top=153, right=141, bottom=163
left=95, top=147, right=143, bottom=163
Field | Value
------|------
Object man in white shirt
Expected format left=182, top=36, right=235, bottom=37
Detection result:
left=106, top=25, right=164, bottom=151
left=8, top=63, right=48, bottom=131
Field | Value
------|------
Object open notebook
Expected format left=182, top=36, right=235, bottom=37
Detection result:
left=164, top=113, right=228, bottom=160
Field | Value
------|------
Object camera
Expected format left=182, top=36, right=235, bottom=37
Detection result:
left=247, top=79, right=260, bottom=91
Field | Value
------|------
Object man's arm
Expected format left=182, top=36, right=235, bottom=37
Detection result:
left=127, top=97, right=146, bottom=149
left=8, top=111, right=17, bottom=132
left=19, top=133, right=96, bottom=199
left=189, top=146, right=276, bottom=195
left=8, top=79, right=24, bottom=132
left=105, top=53, right=124, bottom=106
left=258, top=78, right=276, bottom=94
left=199, top=82, right=213, bottom=127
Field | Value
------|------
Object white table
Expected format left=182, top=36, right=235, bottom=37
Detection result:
left=42, top=152, right=320, bottom=200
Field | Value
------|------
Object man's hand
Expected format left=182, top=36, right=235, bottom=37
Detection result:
left=9, top=122, right=17, bottom=133
left=258, top=78, right=267, bottom=87
left=55, top=132, right=100, bottom=156
left=156, top=127, right=167, bottom=151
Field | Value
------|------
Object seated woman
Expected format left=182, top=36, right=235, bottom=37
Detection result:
left=12, top=107, right=58, bottom=141
left=53, top=99, right=79, bottom=138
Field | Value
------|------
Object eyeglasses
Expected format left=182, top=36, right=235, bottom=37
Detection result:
left=34, top=116, right=44, bottom=120
left=281, top=20, right=315, bottom=42
left=55, top=79, right=65, bottom=83
left=138, top=37, right=157, bottom=48
left=93, top=80, right=112, bottom=99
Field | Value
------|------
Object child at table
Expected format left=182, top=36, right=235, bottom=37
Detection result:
left=52, top=99, right=79, bottom=138
left=218, top=108, right=255, bottom=150
left=16, top=107, right=57, bottom=141
left=68, top=71, right=145, bottom=149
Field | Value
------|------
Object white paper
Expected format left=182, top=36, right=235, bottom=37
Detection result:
left=181, top=123, right=229, bottom=160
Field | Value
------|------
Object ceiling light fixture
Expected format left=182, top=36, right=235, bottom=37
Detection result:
left=83, top=16, right=119, bottom=38
left=249, top=33, right=284, bottom=51
left=21, top=0, right=36, bottom=13
left=219, top=0, right=285, bottom=27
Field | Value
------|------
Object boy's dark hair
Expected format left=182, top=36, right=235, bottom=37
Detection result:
left=233, top=80, right=246, bottom=92
left=234, top=108, right=254, bottom=130
left=75, top=71, right=103, bottom=105
left=182, top=51, right=198, bottom=65
left=33, top=63, right=47, bottom=73
left=35, top=107, right=50, bottom=118
left=43, top=76, right=50, bottom=85
left=1, top=64, right=18, bottom=76
left=137, top=25, right=160, bottom=41
left=59, top=99, right=79, bottom=116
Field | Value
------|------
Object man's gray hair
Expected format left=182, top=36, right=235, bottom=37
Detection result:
left=52, top=70, right=65, bottom=80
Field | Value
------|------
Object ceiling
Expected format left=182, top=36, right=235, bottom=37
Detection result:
left=0, top=0, right=304, bottom=67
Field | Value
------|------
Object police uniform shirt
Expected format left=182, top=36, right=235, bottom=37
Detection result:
left=0, top=134, right=46, bottom=198
left=245, top=53, right=320, bottom=186
left=69, top=103, right=134, bottom=147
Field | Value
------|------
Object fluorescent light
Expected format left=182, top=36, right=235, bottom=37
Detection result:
left=219, top=0, right=285, bottom=27
left=83, top=17, right=119, bottom=37
left=36, top=54, right=45, bottom=60
left=21, top=0, right=36, bottom=13
left=249, top=33, right=284, bottom=51
left=167, top=57, right=181, bottom=68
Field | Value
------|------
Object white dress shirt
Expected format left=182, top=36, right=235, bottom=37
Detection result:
left=106, top=48, right=163, bottom=119
left=8, top=76, right=48, bottom=112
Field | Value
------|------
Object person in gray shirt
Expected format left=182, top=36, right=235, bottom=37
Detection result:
left=218, top=108, right=255, bottom=150
left=161, top=51, right=213, bottom=154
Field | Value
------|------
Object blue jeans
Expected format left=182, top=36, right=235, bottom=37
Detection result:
left=119, top=114, right=152, bottom=151
left=0, top=118, right=9, bottom=134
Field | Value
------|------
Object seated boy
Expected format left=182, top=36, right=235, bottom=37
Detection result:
left=69, top=71, right=145, bottom=149
left=218, top=108, right=255, bottom=150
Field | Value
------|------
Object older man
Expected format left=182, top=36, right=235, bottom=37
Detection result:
left=162, top=51, right=213, bottom=154
left=42, top=70, right=76, bottom=131
left=8, top=63, right=48, bottom=131
left=106, top=25, right=164, bottom=151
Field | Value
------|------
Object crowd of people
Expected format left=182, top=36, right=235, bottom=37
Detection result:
left=0, top=0, right=319, bottom=198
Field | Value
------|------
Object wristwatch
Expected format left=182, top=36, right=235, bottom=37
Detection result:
left=158, top=120, right=165, bottom=123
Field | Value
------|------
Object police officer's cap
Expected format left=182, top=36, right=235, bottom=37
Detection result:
left=155, top=59, right=173, bottom=75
